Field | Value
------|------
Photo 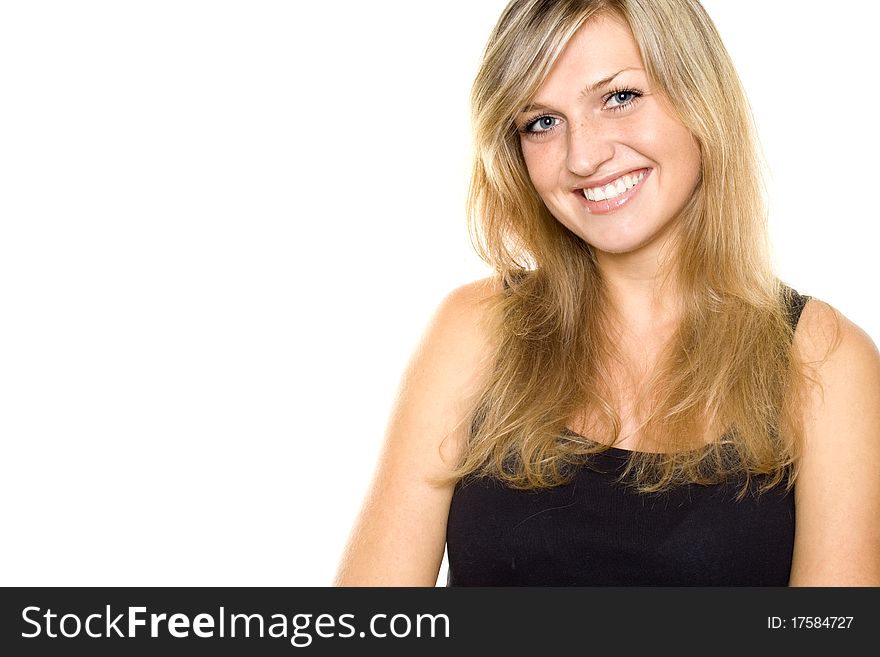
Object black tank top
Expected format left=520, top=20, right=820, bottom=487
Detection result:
left=446, top=285, right=811, bottom=586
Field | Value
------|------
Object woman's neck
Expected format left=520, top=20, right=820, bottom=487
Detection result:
left=592, top=230, right=684, bottom=332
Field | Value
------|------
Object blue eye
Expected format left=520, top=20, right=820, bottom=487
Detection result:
left=524, top=115, right=560, bottom=134
left=605, top=88, right=643, bottom=111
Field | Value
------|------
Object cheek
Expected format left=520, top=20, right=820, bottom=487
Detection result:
left=675, top=132, right=703, bottom=193
left=688, top=137, right=703, bottom=181
left=656, top=119, right=701, bottom=180
left=520, top=142, right=557, bottom=193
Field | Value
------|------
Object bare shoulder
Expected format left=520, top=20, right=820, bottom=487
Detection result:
left=408, top=275, right=502, bottom=397
left=793, top=298, right=880, bottom=418
left=429, top=275, right=502, bottom=341
left=793, top=297, right=880, bottom=450
left=789, top=297, right=880, bottom=585
left=793, top=297, right=871, bottom=361
left=405, top=275, right=502, bottom=462
left=333, top=275, right=501, bottom=585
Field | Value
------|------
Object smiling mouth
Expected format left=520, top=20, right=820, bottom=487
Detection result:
left=582, top=169, right=647, bottom=201
left=575, top=168, right=651, bottom=214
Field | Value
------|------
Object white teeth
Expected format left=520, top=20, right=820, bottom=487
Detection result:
left=583, top=170, right=646, bottom=202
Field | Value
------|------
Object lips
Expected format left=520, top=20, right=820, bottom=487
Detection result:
left=574, top=167, right=652, bottom=215
left=577, top=167, right=650, bottom=191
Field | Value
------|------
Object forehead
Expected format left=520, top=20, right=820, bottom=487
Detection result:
left=535, top=14, right=644, bottom=96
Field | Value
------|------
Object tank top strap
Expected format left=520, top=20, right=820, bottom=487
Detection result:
left=501, top=269, right=529, bottom=291
left=781, top=283, right=811, bottom=331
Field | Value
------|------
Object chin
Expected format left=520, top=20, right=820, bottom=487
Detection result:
left=577, top=215, right=679, bottom=257
left=574, top=228, right=654, bottom=256
left=591, top=243, right=644, bottom=256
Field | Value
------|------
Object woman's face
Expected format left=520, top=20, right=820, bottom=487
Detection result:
left=516, top=15, right=702, bottom=259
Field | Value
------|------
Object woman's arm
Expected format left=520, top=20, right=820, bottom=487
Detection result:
left=333, top=277, right=499, bottom=586
left=789, top=299, right=880, bottom=585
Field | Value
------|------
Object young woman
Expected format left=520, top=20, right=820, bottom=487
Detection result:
left=334, top=0, right=880, bottom=585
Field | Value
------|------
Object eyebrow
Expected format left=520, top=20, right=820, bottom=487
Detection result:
left=518, top=67, right=645, bottom=115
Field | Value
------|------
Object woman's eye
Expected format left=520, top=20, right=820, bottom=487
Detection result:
left=606, top=90, right=641, bottom=110
left=526, top=116, right=559, bottom=133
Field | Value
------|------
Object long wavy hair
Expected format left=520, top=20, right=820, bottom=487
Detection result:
left=442, top=0, right=838, bottom=497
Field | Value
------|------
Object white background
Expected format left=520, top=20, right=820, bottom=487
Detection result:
left=0, top=1, right=876, bottom=586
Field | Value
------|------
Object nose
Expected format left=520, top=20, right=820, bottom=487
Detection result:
left=565, top=121, right=614, bottom=177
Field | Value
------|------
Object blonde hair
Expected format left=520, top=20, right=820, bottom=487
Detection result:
left=445, top=0, right=838, bottom=497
